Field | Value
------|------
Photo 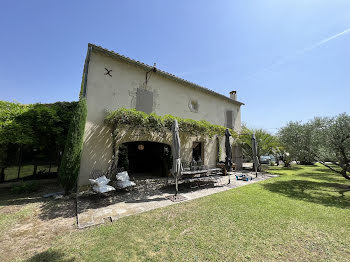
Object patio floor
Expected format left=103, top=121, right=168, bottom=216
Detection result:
left=77, top=172, right=277, bottom=228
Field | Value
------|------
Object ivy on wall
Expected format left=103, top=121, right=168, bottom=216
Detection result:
left=105, top=108, right=238, bottom=138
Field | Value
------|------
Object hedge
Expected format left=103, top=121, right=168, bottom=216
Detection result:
left=58, top=98, right=87, bottom=194
left=0, top=101, right=77, bottom=167
left=0, top=101, right=77, bottom=146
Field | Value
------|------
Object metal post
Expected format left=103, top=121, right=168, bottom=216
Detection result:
left=228, top=169, right=230, bottom=184
left=175, top=177, right=178, bottom=196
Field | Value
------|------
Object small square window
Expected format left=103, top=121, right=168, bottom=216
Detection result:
left=188, top=99, right=199, bottom=113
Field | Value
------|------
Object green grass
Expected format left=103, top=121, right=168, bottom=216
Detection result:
left=0, top=205, right=35, bottom=235
left=4, top=164, right=58, bottom=181
left=4, top=165, right=34, bottom=181
left=29, top=164, right=350, bottom=261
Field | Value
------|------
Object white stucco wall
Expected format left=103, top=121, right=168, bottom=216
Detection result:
left=78, top=50, right=242, bottom=185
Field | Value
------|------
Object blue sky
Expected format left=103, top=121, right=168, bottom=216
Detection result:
left=1, top=0, right=349, bottom=132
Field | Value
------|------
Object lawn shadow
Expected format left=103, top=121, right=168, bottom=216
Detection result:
left=301, top=172, right=344, bottom=183
left=262, top=179, right=350, bottom=209
left=0, top=182, right=76, bottom=221
left=26, top=250, right=75, bottom=262
left=38, top=197, right=76, bottom=220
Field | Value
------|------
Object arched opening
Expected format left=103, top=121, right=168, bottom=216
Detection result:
left=117, top=141, right=172, bottom=180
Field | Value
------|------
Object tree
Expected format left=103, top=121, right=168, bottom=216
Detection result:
left=58, top=99, right=87, bottom=194
left=0, top=101, right=77, bottom=171
left=279, top=113, right=350, bottom=180
left=278, top=121, right=316, bottom=164
left=272, top=145, right=292, bottom=167
left=240, top=127, right=279, bottom=170
left=0, top=101, right=34, bottom=145
left=312, top=114, right=350, bottom=180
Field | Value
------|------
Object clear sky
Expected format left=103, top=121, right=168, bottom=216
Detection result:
left=1, top=0, right=349, bottom=132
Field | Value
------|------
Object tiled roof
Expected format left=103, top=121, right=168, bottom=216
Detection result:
left=88, top=43, right=244, bottom=106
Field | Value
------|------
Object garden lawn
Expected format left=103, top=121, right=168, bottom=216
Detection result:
left=0, top=180, right=76, bottom=262
left=4, top=164, right=58, bottom=181
left=26, top=165, right=350, bottom=261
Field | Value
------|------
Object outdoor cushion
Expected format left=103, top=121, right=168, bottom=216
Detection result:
left=92, top=184, right=116, bottom=193
left=89, top=175, right=115, bottom=193
left=95, top=175, right=110, bottom=185
left=116, top=171, right=130, bottom=181
left=116, top=180, right=136, bottom=189
left=115, top=171, right=135, bottom=189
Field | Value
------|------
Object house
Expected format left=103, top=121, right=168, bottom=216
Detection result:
left=78, top=44, right=244, bottom=186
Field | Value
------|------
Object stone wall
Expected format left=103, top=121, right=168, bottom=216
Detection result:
left=78, top=124, right=239, bottom=185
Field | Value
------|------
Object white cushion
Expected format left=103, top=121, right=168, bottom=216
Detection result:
left=116, top=171, right=130, bottom=182
left=92, top=184, right=115, bottom=193
left=95, top=175, right=110, bottom=185
left=116, top=180, right=136, bottom=189
left=89, top=175, right=111, bottom=192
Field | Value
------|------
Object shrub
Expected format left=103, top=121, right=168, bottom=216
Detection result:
left=58, top=98, right=87, bottom=194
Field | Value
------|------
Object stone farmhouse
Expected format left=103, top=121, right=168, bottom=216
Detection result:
left=78, top=44, right=244, bottom=186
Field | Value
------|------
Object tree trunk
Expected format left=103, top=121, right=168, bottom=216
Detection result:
left=282, top=160, right=291, bottom=168
left=341, top=168, right=350, bottom=180
left=0, top=167, right=5, bottom=182
left=17, top=145, right=23, bottom=180
left=317, top=159, right=350, bottom=181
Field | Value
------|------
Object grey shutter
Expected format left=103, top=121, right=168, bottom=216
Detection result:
left=226, top=110, right=233, bottom=129
left=136, top=88, right=153, bottom=114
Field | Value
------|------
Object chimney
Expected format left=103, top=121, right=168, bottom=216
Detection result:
left=230, top=90, right=237, bottom=100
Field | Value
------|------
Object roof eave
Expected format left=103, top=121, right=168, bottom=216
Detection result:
left=88, top=43, right=245, bottom=106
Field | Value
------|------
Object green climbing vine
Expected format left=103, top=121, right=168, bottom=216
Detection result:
left=105, top=108, right=237, bottom=138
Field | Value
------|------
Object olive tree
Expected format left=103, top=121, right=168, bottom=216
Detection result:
left=272, top=145, right=292, bottom=167
left=279, top=113, right=350, bottom=180
left=278, top=121, right=316, bottom=164
left=312, top=114, right=350, bottom=180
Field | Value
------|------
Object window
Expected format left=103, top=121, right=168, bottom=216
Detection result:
left=136, top=88, right=153, bottom=113
left=188, top=99, right=199, bottom=113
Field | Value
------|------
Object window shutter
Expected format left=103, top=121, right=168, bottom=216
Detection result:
left=226, top=110, right=233, bottom=129
left=136, top=88, right=153, bottom=114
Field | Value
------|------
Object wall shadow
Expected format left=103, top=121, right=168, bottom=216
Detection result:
left=262, top=179, right=350, bottom=209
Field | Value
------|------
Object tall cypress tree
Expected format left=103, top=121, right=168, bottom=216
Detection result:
left=58, top=98, right=87, bottom=194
